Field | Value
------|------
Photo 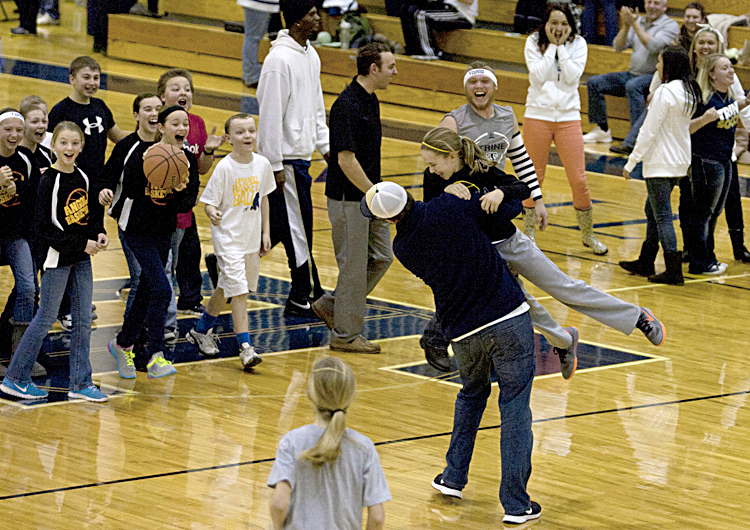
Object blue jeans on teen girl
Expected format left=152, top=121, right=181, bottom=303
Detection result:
left=0, top=237, right=36, bottom=324
left=689, top=156, right=731, bottom=271
left=116, top=232, right=172, bottom=356
left=644, top=177, right=681, bottom=253
left=5, top=260, right=94, bottom=390
left=441, top=311, right=535, bottom=515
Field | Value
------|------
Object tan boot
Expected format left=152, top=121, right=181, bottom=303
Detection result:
left=523, top=207, right=536, bottom=245
left=575, top=207, right=608, bottom=255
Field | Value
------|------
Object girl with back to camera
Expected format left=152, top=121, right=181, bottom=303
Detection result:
left=523, top=2, right=608, bottom=255
left=268, top=356, right=390, bottom=530
left=619, top=47, right=701, bottom=285
left=1, top=121, right=108, bottom=402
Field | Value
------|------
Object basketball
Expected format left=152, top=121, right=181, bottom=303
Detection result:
left=142, top=144, right=189, bottom=190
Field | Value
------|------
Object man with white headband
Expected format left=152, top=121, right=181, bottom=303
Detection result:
left=361, top=181, right=543, bottom=524
left=427, top=61, right=548, bottom=237
left=0, top=109, right=44, bottom=378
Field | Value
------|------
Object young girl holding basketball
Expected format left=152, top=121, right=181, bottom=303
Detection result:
left=1, top=121, right=109, bottom=401
left=107, top=105, right=199, bottom=379
left=268, top=356, right=390, bottom=530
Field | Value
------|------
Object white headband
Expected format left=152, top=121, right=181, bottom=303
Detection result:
left=695, top=24, right=725, bottom=46
left=463, top=68, right=498, bottom=88
left=0, top=111, right=24, bottom=124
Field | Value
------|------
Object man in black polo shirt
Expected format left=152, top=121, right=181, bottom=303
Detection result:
left=312, top=42, right=397, bottom=353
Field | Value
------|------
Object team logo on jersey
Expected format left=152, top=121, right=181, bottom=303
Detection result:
left=82, top=116, right=104, bottom=135
left=64, top=188, right=89, bottom=225
left=232, top=176, right=260, bottom=209
left=0, top=170, right=23, bottom=207
left=145, top=183, right=172, bottom=205
left=474, top=132, right=509, bottom=162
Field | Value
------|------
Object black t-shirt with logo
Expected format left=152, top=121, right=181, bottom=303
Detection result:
left=0, top=147, right=40, bottom=242
left=35, top=167, right=105, bottom=269
left=691, top=91, right=739, bottom=162
left=48, top=97, right=116, bottom=180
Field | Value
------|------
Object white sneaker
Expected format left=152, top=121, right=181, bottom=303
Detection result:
left=36, top=13, right=60, bottom=25
left=702, top=262, right=727, bottom=275
left=240, top=343, right=262, bottom=370
left=186, top=327, right=220, bottom=356
left=582, top=125, right=613, bottom=143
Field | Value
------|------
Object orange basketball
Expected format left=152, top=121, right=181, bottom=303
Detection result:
left=142, top=144, right=189, bottom=190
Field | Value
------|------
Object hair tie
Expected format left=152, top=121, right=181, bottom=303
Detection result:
left=158, top=105, right=186, bottom=124
left=421, top=141, right=452, bottom=153
left=330, top=409, right=346, bottom=414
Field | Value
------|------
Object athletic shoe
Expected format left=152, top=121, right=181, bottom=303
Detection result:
left=431, top=474, right=463, bottom=499
left=420, top=336, right=452, bottom=372
left=186, top=327, right=220, bottom=356
left=68, top=385, right=108, bottom=402
left=0, top=378, right=48, bottom=400
left=312, top=299, right=334, bottom=329
left=702, top=262, right=727, bottom=275
left=178, top=303, right=205, bottom=317
left=330, top=335, right=381, bottom=354
left=164, top=329, right=177, bottom=343
left=553, top=326, right=578, bottom=380
left=636, top=307, right=666, bottom=346
left=36, top=13, right=61, bottom=25
left=147, top=352, right=177, bottom=379
left=284, top=298, right=317, bottom=318
left=503, top=501, right=542, bottom=524
left=205, top=253, right=219, bottom=289
left=582, top=125, right=612, bottom=143
left=108, top=339, right=136, bottom=379
left=240, top=343, right=262, bottom=370
left=58, top=314, right=72, bottom=331
left=11, top=26, right=33, bottom=35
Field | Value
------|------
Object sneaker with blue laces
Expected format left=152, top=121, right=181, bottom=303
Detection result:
left=503, top=501, right=542, bottom=524
left=147, top=352, right=177, bottom=379
left=0, top=378, right=48, bottom=400
left=68, top=385, right=108, bottom=402
left=108, top=339, right=136, bottom=379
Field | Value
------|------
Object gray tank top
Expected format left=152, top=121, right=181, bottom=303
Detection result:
left=446, top=104, right=515, bottom=166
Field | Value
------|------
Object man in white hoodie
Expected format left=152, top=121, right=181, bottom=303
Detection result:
left=257, top=0, right=330, bottom=318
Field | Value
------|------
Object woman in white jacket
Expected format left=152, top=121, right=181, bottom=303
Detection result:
left=523, top=3, right=607, bottom=255
left=619, top=47, right=701, bottom=285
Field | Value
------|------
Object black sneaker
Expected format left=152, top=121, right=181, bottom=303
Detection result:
left=503, top=501, right=542, bottom=524
left=283, top=298, right=317, bottom=318
left=178, top=303, right=206, bottom=317
left=431, top=473, right=463, bottom=499
left=420, top=336, right=452, bottom=372
left=609, top=143, right=633, bottom=155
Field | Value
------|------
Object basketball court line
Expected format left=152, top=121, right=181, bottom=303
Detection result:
left=3, top=386, right=747, bottom=503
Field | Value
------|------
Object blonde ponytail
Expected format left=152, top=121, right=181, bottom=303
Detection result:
left=299, top=357, right=356, bottom=467
left=421, top=127, right=496, bottom=174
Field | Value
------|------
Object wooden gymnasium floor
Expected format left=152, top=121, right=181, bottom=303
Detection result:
left=2, top=6, right=750, bottom=529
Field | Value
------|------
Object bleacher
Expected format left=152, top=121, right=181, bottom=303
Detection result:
left=108, top=0, right=750, bottom=143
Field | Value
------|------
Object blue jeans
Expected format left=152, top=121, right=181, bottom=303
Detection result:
left=622, top=106, right=647, bottom=148
left=587, top=71, right=652, bottom=129
left=117, top=232, right=172, bottom=355
left=582, top=0, right=617, bottom=46
left=242, top=7, right=270, bottom=85
left=442, top=312, right=535, bottom=515
left=120, top=227, right=177, bottom=331
left=645, top=178, right=681, bottom=253
left=689, top=157, right=731, bottom=270
left=0, top=238, right=36, bottom=323
left=5, top=260, right=93, bottom=390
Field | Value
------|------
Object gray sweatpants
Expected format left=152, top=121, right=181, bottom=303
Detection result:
left=316, top=198, right=393, bottom=341
left=496, top=228, right=640, bottom=348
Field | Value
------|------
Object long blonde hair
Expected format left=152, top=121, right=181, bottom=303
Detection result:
left=697, top=53, right=734, bottom=104
left=421, top=127, right=496, bottom=174
left=299, top=357, right=356, bottom=467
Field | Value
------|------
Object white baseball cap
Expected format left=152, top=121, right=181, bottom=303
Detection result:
left=360, top=182, right=408, bottom=219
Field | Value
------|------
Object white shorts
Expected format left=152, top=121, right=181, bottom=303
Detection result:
left=216, top=252, right=260, bottom=298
